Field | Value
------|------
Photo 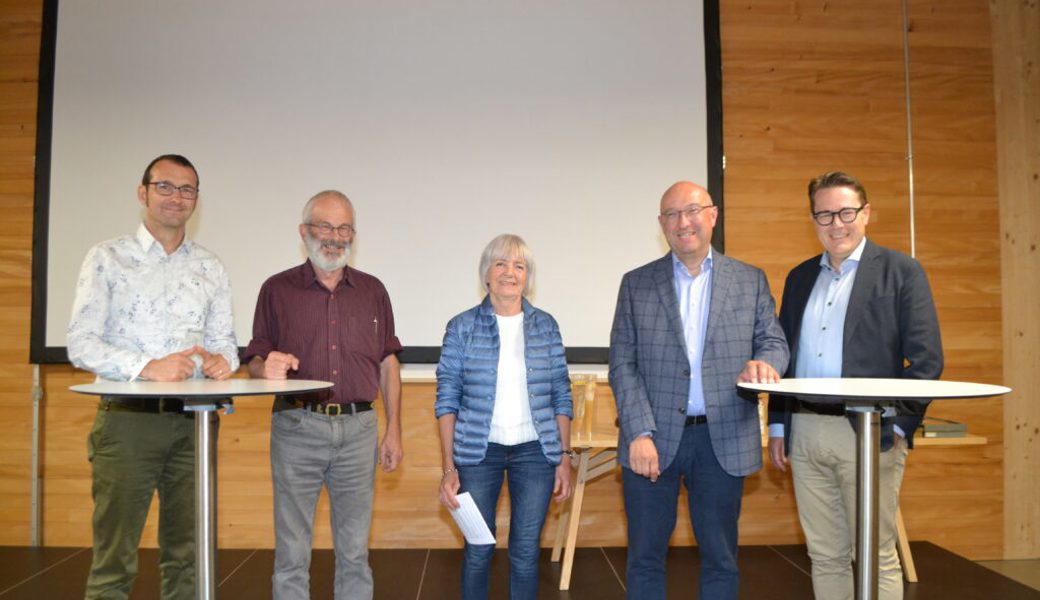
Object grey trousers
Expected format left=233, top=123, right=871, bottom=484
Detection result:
left=270, top=408, right=378, bottom=600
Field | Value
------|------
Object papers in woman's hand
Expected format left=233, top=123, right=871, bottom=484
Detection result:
left=448, top=492, right=496, bottom=545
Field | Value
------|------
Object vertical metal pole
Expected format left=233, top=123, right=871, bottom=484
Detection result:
left=195, top=410, right=217, bottom=600
left=852, top=406, right=881, bottom=600
left=901, top=0, right=918, bottom=258
left=30, top=365, right=43, bottom=546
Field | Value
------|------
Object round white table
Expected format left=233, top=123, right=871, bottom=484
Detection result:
left=737, top=378, right=1010, bottom=600
left=71, top=379, right=333, bottom=600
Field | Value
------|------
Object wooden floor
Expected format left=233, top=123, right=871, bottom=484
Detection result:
left=1, top=542, right=1037, bottom=599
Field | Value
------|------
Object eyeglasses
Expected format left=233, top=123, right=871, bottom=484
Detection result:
left=660, top=204, right=715, bottom=222
left=812, top=205, right=866, bottom=226
left=149, top=181, right=199, bottom=200
left=306, top=222, right=356, bottom=237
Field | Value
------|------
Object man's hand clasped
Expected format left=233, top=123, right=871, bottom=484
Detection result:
left=140, top=346, right=234, bottom=381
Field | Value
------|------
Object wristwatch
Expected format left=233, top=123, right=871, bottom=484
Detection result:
left=563, top=449, right=578, bottom=461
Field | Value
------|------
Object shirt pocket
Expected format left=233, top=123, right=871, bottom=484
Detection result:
left=345, top=314, right=382, bottom=358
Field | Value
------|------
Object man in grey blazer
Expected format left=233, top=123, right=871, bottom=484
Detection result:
left=609, top=181, right=789, bottom=600
left=767, top=171, right=943, bottom=600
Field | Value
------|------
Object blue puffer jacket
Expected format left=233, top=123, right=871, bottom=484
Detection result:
left=435, top=296, right=573, bottom=466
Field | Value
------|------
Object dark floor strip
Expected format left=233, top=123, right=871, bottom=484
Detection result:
left=415, top=548, right=431, bottom=600
left=218, top=548, right=258, bottom=587
left=0, top=547, right=90, bottom=596
left=766, top=543, right=811, bottom=577
left=599, top=546, right=626, bottom=591
left=0, top=543, right=1036, bottom=599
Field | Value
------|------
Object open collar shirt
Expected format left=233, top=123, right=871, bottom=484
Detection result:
left=66, top=223, right=239, bottom=382
left=672, top=248, right=714, bottom=417
left=243, top=260, right=402, bottom=405
left=768, top=236, right=867, bottom=439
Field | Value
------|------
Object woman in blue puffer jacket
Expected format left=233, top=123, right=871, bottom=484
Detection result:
left=435, top=233, right=573, bottom=600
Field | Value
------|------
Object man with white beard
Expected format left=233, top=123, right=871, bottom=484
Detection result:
left=244, top=190, right=403, bottom=600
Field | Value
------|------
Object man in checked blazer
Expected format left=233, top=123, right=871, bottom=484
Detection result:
left=609, top=181, right=789, bottom=600
left=767, top=171, right=943, bottom=600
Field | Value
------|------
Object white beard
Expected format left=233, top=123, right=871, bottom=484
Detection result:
left=306, top=234, right=351, bottom=272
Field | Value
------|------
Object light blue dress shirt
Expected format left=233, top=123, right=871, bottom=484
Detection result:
left=672, top=250, right=713, bottom=417
left=768, top=238, right=864, bottom=438
left=67, top=223, right=239, bottom=382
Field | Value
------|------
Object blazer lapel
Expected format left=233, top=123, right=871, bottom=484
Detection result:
left=840, top=240, right=896, bottom=449
left=704, top=252, right=732, bottom=347
left=653, top=254, right=688, bottom=352
left=842, top=240, right=881, bottom=373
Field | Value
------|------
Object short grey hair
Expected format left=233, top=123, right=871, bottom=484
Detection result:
left=479, top=234, right=535, bottom=295
left=301, top=190, right=353, bottom=224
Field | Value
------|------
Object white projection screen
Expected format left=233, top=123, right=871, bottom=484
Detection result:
left=31, top=0, right=723, bottom=364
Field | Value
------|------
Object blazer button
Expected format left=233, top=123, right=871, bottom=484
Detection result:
left=683, top=369, right=690, bottom=377
left=678, top=408, right=685, bottom=414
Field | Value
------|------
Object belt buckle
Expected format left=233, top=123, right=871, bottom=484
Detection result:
left=325, top=403, right=342, bottom=417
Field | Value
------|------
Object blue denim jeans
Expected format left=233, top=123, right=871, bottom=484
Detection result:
left=457, top=441, right=555, bottom=600
left=622, top=423, right=745, bottom=600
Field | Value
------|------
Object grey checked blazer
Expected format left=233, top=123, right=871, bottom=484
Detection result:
left=609, top=252, right=789, bottom=477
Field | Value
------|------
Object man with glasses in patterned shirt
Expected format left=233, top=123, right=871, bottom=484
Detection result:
left=244, top=190, right=403, bottom=600
left=68, top=154, right=239, bottom=599
left=767, top=171, right=943, bottom=600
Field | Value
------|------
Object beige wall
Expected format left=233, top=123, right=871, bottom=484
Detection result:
left=1, top=0, right=1034, bottom=560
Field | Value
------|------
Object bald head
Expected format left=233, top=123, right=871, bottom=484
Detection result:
left=660, top=181, right=712, bottom=214
left=302, top=190, right=354, bottom=224
left=658, top=180, right=717, bottom=271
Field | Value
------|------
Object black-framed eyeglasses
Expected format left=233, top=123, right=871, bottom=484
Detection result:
left=812, top=205, right=866, bottom=226
left=306, top=221, right=356, bottom=237
left=660, top=204, right=715, bottom=222
left=149, top=181, right=199, bottom=200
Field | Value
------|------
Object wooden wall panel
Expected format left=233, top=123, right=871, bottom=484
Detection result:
left=902, top=0, right=1004, bottom=559
left=721, top=0, right=1004, bottom=560
left=991, top=0, right=1040, bottom=560
left=0, top=0, right=40, bottom=549
left=0, top=0, right=1024, bottom=560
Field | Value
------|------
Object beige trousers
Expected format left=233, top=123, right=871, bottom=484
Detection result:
left=790, top=413, right=908, bottom=600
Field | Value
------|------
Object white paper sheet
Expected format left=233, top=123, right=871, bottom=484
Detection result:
left=449, top=492, right=496, bottom=545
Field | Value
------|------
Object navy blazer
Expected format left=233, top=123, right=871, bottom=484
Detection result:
left=767, top=240, right=944, bottom=451
left=610, top=252, right=789, bottom=477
